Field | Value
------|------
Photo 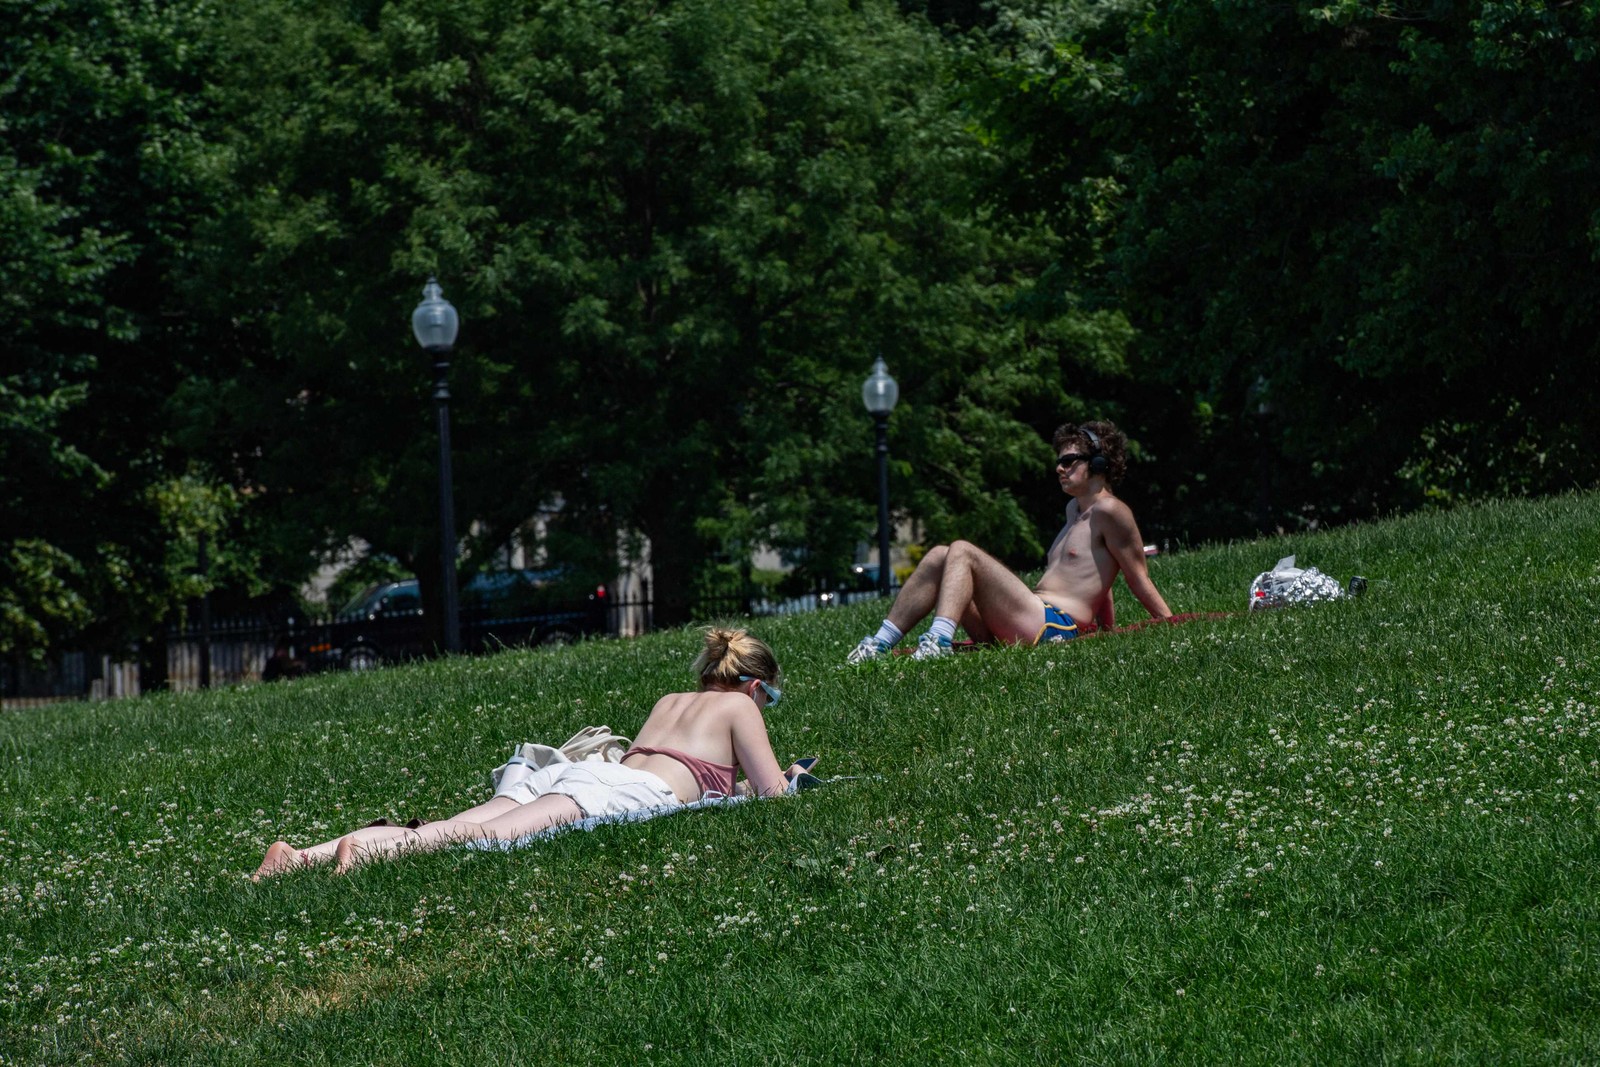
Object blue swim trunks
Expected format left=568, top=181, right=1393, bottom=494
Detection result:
left=1036, top=600, right=1083, bottom=644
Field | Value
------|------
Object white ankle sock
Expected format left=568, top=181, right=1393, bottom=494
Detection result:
left=929, top=616, right=957, bottom=643
left=873, top=621, right=904, bottom=648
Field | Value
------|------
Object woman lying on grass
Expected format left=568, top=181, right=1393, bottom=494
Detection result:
left=253, top=627, right=807, bottom=879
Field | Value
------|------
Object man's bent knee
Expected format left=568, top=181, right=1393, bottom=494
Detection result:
left=910, top=544, right=950, bottom=576
left=947, top=540, right=989, bottom=561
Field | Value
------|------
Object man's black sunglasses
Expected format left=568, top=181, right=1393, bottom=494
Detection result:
left=1055, top=453, right=1090, bottom=469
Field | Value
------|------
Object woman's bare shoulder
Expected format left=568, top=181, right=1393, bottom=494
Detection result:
left=691, top=690, right=765, bottom=736
left=704, top=689, right=759, bottom=717
left=648, top=688, right=749, bottom=719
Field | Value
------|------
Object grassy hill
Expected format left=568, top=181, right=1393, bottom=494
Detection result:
left=4, top=493, right=1598, bottom=1064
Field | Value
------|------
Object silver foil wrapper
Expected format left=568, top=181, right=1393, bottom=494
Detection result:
left=1249, top=555, right=1346, bottom=611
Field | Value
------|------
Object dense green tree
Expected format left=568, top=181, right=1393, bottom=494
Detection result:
left=0, top=0, right=243, bottom=665
left=986, top=0, right=1600, bottom=542
left=5, top=0, right=1137, bottom=665
left=194, top=0, right=1094, bottom=626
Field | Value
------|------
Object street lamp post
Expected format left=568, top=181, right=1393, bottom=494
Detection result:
left=412, top=277, right=462, bottom=653
left=861, top=357, right=899, bottom=599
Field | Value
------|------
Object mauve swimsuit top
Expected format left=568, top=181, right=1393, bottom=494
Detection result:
left=623, top=745, right=737, bottom=798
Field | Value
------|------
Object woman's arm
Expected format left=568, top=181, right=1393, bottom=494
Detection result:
left=728, top=702, right=799, bottom=797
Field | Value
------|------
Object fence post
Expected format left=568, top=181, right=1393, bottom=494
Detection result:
left=198, top=533, right=212, bottom=689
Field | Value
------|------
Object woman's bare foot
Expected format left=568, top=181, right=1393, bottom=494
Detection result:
left=253, top=841, right=303, bottom=881
left=332, top=834, right=360, bottom=875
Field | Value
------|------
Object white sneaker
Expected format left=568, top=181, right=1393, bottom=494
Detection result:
left=845, top=636, right=889, bottom=665
left=910, top=633, right=953, bottom=660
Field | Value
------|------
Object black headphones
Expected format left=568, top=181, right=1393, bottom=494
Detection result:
left=1079, top=425, right=1109, bottom=475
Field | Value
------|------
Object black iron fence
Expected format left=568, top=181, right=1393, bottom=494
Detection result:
left=0, top=651, right=140, bottom=707
left=610, top=575, right=890, bottom=634
left=2, top=575, right=894, bottom=705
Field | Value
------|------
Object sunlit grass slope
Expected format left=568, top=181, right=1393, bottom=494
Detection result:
left=4, top=493, right=1598, bottom=1064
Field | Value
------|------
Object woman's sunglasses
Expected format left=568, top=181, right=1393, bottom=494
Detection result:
left=738, top=675, right=782, bottom=708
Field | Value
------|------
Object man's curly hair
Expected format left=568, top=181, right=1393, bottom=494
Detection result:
left=1051, top=420, right=1128, bottom=485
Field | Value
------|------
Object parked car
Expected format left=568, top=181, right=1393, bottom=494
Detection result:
left=307, top=567, right=608, bottom=671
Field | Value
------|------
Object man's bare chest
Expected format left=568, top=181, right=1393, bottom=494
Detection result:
left=1048, top=508, right=1100, bottom=568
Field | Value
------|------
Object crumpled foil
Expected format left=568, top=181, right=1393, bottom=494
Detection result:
left=1248, top=555, right=1347, bottom=611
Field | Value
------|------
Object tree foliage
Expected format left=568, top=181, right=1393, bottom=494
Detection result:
left=20, top=0, right=1600, bottom=664
left=0, top=0, right=240, bottom=662
left=988, top=0, right=1600, bottom=541
left=191, top=0, right=1091, bottom=624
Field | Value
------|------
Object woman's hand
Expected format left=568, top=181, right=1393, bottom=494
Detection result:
left=784, top=757, right=820, bottom=780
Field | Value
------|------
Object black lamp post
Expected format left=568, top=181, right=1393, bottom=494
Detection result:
left=861, top=357, right=899, bottom=598
left=412, top=277, right=462, bottom=653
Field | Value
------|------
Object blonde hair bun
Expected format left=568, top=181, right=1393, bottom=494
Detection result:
left=693, top=626, right=779, bottom=686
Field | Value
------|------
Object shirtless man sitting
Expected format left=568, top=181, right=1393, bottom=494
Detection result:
left=846, top=420, right=1173, bottom=662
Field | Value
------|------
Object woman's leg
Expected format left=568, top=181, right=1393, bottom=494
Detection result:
left=476, top=793, right=585, bottom=842
left=253, top=826, right=411, bottom=880
left=253, top=840, right=306, bottom=880
left=331, top=818, right=484, bottom=873
left=331, top=794, right=580, bottom=873
left=253, top=795, right=523, bottom=880
left=443, top=795, right=523, bottom=825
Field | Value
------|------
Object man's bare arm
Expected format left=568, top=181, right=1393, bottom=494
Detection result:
left=1093, top=588, right=1116, bottom=630
left=1101, top=504, right=1172, bottom=620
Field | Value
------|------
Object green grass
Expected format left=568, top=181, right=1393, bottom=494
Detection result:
left=4, top=493, right=1599, bottom=1064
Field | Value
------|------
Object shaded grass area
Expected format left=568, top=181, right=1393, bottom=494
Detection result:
left=3, top=493, right=1599, bottom=1063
